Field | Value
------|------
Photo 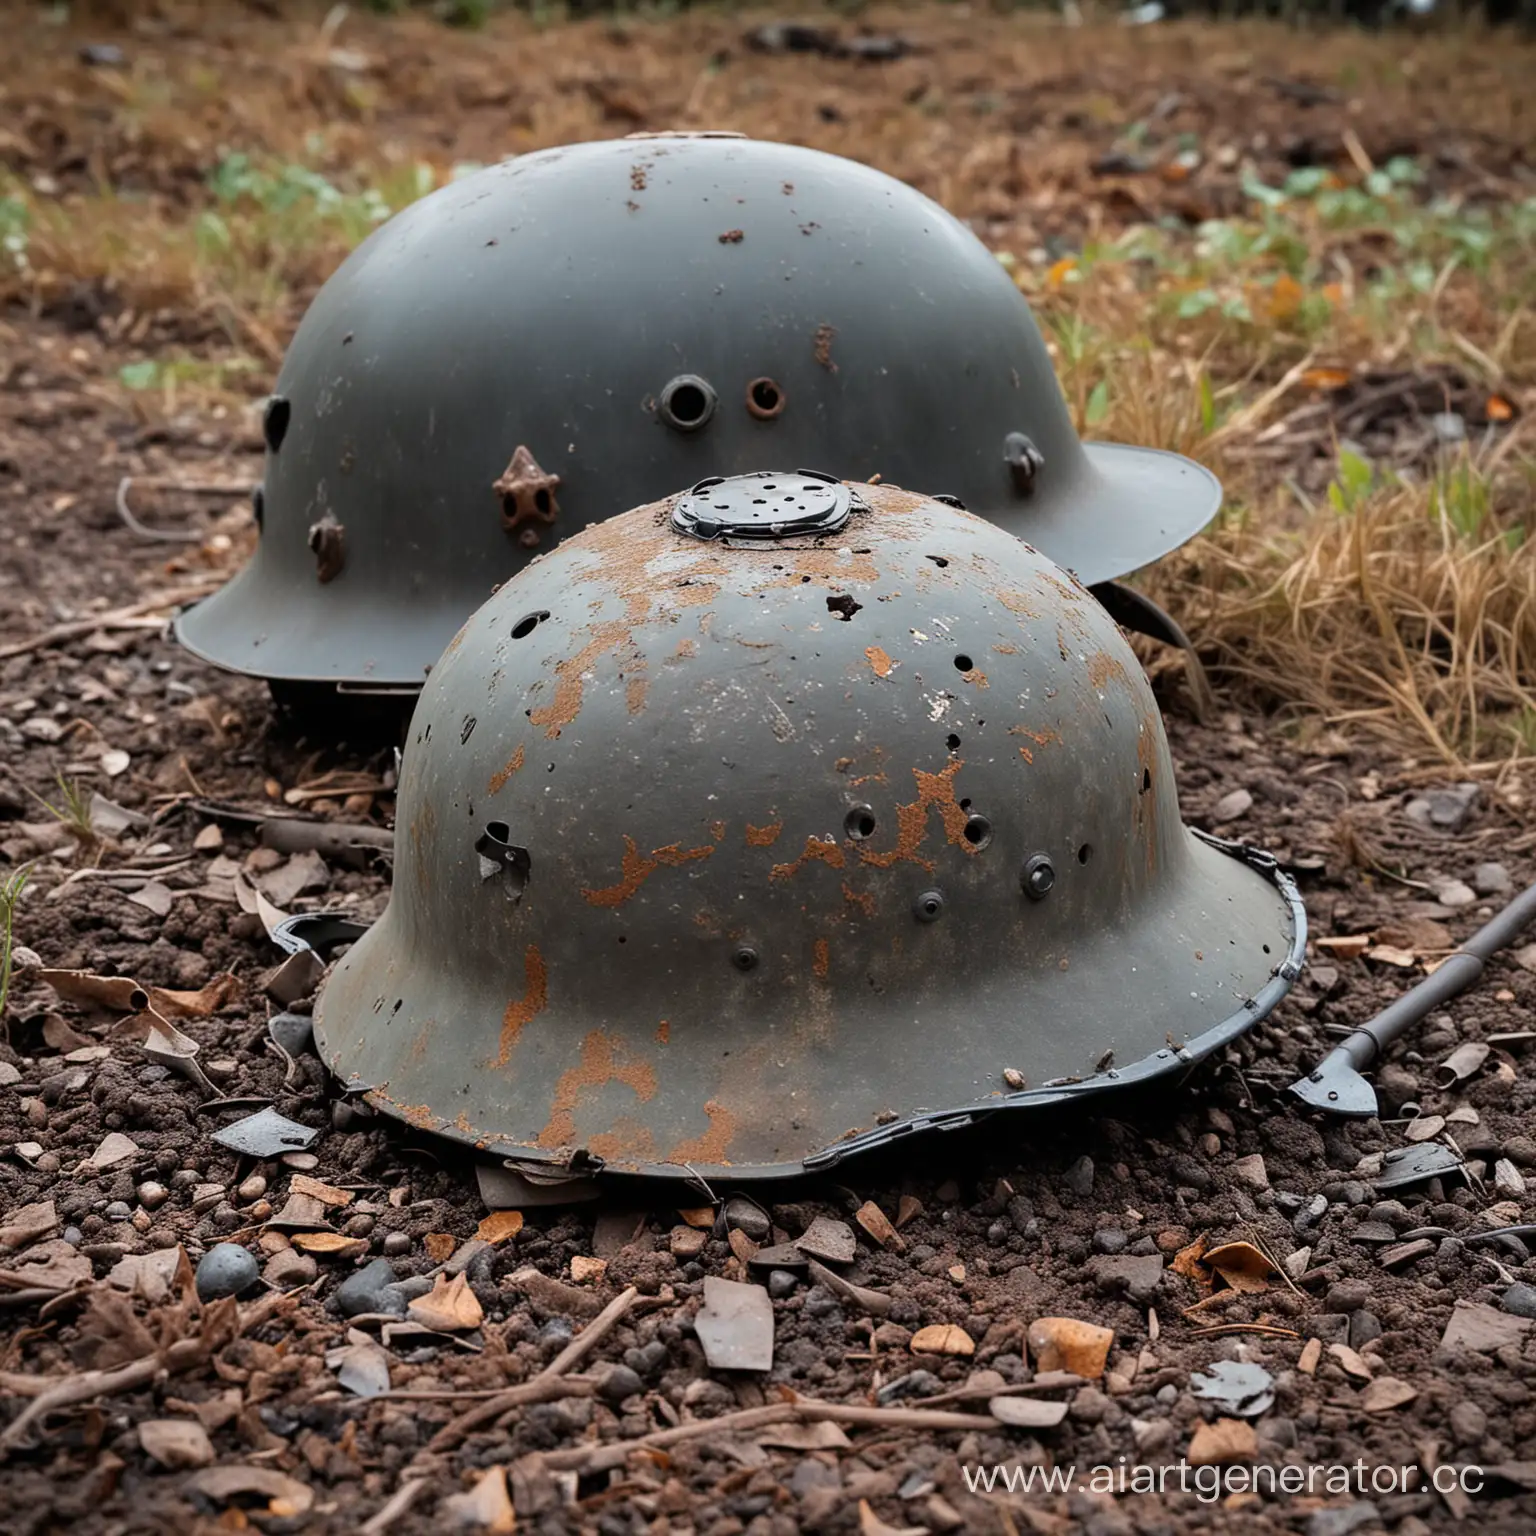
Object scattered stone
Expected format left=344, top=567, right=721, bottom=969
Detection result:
left=1404, top=782, right=1478, bottom=834
left=1306, top=1504, right=1380, bottom=1536
left=989, top=1396, right=1069, bottom=1429
left=1325, top=1280, right=1370, bottom=1313
left=236, top=1175, right=267, bottom=1203
left=1494, top=1159, right=1526, bottom=1196
left=1088, top=1253, right=1163, bottom=1303
left=334, top=1341, right=392, bottom=1400
left=1439, top=1298, right=1533, bottom=1353
left=747, top=1241, right=809, bottom=1271
left=1092, top=1228, right=1128, bottom=1255
left=1188, top=1417, right=1257, bottom=1465
left=382, top=1231, right=413, bottom=1258
left=854, top=1200, right=904, bottom=1252
left=1349, top=1311, right=1383, bottom=1349
left=876, top=1370, right=942, bottom=1403
left=1434, top=880, right=1477, bottom=910
left=1360, top=1378, right=1417, bottom=1413
left=442, top=1466, right=514, bottom=1532
left=723, top=1197, right=770, bottom=1242
left=1027, top=1317, right=1113, bottom=1378
left=82, top=1132, right=138, bottom=1172
left=194, top=1244, right=259, bottom=1301
left=670, top=1225, right=708, bottom=1259
left=1449, top=1400, right=1487, bottom=1443
left=768, top=1269, right=799, bottom=1300
left=263, top=1249, right=318, bottom=1288
left=334, top=1258, right=397, bottom=1318
left=794, top=1216, right=856, bottom=1265
left=1211, top=788, right=1253, bottom=822
left=1061, top=1156, right=1095, bottom=1196
left=910, top=1324, right=974, bottom=1357
left=570, top=1255, right=607, bottom=1284
left=1475, top=862, right=1513, bottom=895
left=1500, top=1283, right=1536, bottom=1320
left=1232, top=1154, right=1269, bottom=1191
left=695, top=1276, right=774, bottom=1371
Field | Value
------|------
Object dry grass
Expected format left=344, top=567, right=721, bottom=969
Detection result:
left=2, top=2, right=1533, bottom=759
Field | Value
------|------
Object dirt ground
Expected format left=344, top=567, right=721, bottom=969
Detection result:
left=4, top=5, right=1536, bottom=1535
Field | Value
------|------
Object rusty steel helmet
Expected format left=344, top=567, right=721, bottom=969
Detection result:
left=175, top=133, right=1221, bottom=698
left=313, top=474, right=1302, bottom=1180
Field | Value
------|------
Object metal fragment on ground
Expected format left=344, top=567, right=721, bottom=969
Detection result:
left=474, top=1160, right=600, bottom=1210
left=794, top=1216, right=857, bottom=1265
left=210, top=1106, right=320, bottom=1158
left=694, top=1276, right=774, bottom=1371
left=1191, top=1359, right=1276, bottom=1417
left=1374, top=1141, right=1464, bottom=1190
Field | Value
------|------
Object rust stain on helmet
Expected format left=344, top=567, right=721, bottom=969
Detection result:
left=490, top=943, right=549, bottom=1068
left=582, top=836, right=715, bottom=907
left=1087, top=651, right=1128, bottom=690
left=813, top=938, right=831, bottom=979
left=487, top=744, right=526, bottom=793
left=536, top=1029, right=658, bottom=1150
left=494, top=446, right=561, bottom=548
left=842, top=883, right=876, bottom=917
left=864, top=646, right=894, bottom=677
left=745, top=820, right=783, bottom=847
left=858, top=758, right=977, bottom=871
left=771, top=835, right=846, bottom=882
left=667, top=1099, right=737, bottom=1166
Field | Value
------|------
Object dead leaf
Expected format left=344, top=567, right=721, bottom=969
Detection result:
left=424, top=1232, right=457, bottom=1264
left=1406, top=1114, right=1448, bottom=1143
left=38, top=969, right=149, bottom=1014
left=234, top=870, right=291, bottom=939
left=0, top=1239, right=92, bottom=1294
left=183, top=1466, right=314, bottom=1515
left=571, top=1255, right=607, bottom=1284
left=1487, top=394, right=1515, bottom=422
left=1171, top=1234, right=1212, bottom=1280
left=855, top=1199, right=905, bottom=1252
left=290, top=1233, right=369, bottom=1259
left=153, top=973, right=241, bottom=1018
left=127, top=880, right=175, bottom=918
left=1327, top=1343, right=1373, bottom=1380
left=258, top=849, right=330, bottom=908
left=1026, top=1317, right=1114, bottom=1378
left=1365, top=943, right=1416, bottom=968
left=139, top=1419, right=214, bottom=1470
left=443, top=1465, right=515, bottom=1533
left=100, top=747, right=131, bottom=778
left=1440, top=1299, right=1533, bottom=1354
left=857, top=1499, right=927, bottom=1536
left=910, top=1323, right=974, bottom=1357
left=1298, top=1337, right=1323, bottom=1375
left=0, top=1199, right=58, bottom=1251
left=331, top=1340, right=391, bottom=1398
left=410, top=1272, right=484, bottom=1332
left=108, top=1247, right=193, bottom=1305
left=895, top=1194, right=923, bottom=1229
left=1189, top=1417, right=1258, bottom=1465
left=757, top=1421, right=852, bottom=1451
left=1361, top=1376, right=1418, bottom=1412
left=289, top=1174, right=354, bottom=1208
left=67, top=1286, right=158, bottom=1368
left=1302, top=366, right=1352, bottom=391
left=727, top=1229, right=759, bottom=1264
left=1202, top=1241, right=1276, bottom=1294
left=41, top=1014, right=95, bottom=1053
left=476, top=1210, right=524, bottom=1246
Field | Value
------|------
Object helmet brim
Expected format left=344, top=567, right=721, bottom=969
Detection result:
left=314, top=833, right=1305, bottom=1183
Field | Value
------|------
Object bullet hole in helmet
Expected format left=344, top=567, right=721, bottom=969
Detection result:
left=1078, top=843, right=1093, bottom=864
left=475, top=821, right=531, bottom=902
left=263, top=395, right=291, bottom=453
left=963, top=813, right=992, bottom=849
left=461, top=716, right=476, bottom=744
left=926, top=555, right=949, bottom=568
left=844, top=805, right=877, bottom=841
left=914, top=889, right=945, bottom=923
left=732, top=944, right=760, bottom=973
left=826, top=594, right=862, bottom=622
left=954, top=654, right=974, bottom=672
left=251, top=484, right=265, bottom=533
left=659, top=375, right=717, bottom=433
left=746, top=377, right=786, bottom=419
left=946, top=734, right=961, bottom=752
left=1141, top=767, right=1152, bottom=793
left=512, top=610, right=551, bottom=640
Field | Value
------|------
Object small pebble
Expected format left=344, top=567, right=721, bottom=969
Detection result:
left=1501, top=1283, right=1536, bottom=1320
left=1211, top=787, right=1253, bottom=822
left=345, top=1213, right=376, bottom=1238
left=1475, top=862, right=1513, bottom=896
left=597, top=1364, right=644, bottom=1405
left=382, top=1232, right=412, bottom=1258
left=136, top=1181, right=169, bottom=1211
left=1092, top=1228, right=1128, bottom=1255
left=63, top=1226, right=83, bottom=1246
left=767, top=1269, right=799, bottom=1300
left=723, top=1196, right=770, bottom=1242
left=263, top=1249, right=318, bottom=1288
left=1061, top=1155, right=1095, bottom=1196
left=103, top=1201, right=132, bottom=1223
left=196, top=1244, right=260, bottom=1301
left=334, top=1258, right=397, bottom=1318
left=237, top=1175, right=267, bottom=1202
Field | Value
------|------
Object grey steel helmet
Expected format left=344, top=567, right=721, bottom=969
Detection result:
left=175, top=133, right=1221, bottom=696
left=313, top=475, right=1302, bottom=1180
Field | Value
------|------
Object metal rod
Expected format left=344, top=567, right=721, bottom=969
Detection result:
left=1290, top=881, right=1536, bottom=1116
